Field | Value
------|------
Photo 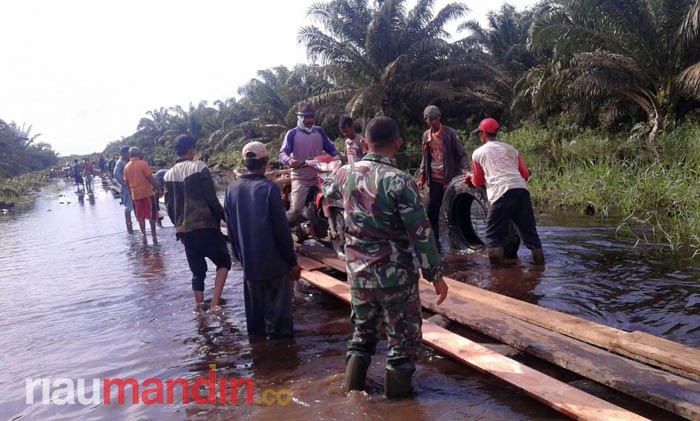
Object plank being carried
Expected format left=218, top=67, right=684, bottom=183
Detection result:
left=299, top=268, right=648, bottom=421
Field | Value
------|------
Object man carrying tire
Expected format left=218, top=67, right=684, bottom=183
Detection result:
left=466, top=118, right=545, bottom=266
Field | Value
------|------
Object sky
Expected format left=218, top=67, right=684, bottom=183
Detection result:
left=0, top=0, right=535, bottom=156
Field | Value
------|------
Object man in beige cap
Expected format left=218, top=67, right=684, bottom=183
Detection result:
left=279, top=103, right=340, bottom=224
left=225, top=141, right=301, bottom=338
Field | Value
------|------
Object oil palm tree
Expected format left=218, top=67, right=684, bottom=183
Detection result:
left=522, top=0, right=700, bottom=142
left=458, top=4, right=540, bottom=126
left=298, top=0, right=470, bottom=124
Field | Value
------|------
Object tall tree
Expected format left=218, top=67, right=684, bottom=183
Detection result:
left=522, top=0, right=700, bottom=142
left=298, top=0, right=470, bottom=125
left=458, top=4, right=540, bottom=126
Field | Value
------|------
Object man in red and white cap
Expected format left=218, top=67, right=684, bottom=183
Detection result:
left=466, top=118, right=544, bottom=266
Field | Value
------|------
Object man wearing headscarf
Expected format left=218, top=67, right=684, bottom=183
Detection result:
left=279, top=103, right=339, bottom=224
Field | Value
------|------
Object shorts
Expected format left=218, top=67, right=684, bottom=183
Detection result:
left=121, top=187, right=134, bottom=212
left=134, top=196, right=157, bottom=221
left=179, top=228, right=232, bottom=291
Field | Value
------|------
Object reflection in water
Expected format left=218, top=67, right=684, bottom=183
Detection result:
left=0, top=180, right=696, bottom=419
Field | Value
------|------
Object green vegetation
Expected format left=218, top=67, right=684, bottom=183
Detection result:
left=0, top=120, right=58, bottom=178
left=0, top=170, right=53, bottom=209
left=502, top=121, right=700, bottom=255
left=4, top=0, right=700, bottom=253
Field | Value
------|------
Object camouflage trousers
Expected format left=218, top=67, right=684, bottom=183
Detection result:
left=347, top=282, right=422, bottom=370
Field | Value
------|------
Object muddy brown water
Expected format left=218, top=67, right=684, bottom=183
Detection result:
left=1, top=179, right=697, bottom=419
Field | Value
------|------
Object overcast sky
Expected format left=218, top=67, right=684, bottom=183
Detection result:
left=0, top=0, right=535, bottom=156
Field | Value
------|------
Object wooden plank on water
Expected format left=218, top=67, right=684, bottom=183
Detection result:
left=418, top=281, right=700, bottom=420
left=297, top=244, right=700, bottom=382
left=300, top=269, right=649, bottom=421
left=438, top=276, right=700, bottom=382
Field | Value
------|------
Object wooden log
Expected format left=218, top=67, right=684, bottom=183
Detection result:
left=300, top=269, right=649, bottom=421
left=418, top=280, right=700, bottom=420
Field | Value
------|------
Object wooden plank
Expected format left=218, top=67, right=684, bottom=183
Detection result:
left=296, top=254, right=327, bottom=271
left=300, top=269, right=649, bottom=421
left=297, top=245, right=700, bottom=382
left=418, top=281, right=700, bottom=420
left=438, top=276, right=700, bottom=382
left=299, top=244, right=347, bottom=272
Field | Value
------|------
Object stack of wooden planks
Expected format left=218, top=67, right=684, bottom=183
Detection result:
left=297, top=245, right=700, bottom=420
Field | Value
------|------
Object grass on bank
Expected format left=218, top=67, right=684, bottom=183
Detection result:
left=0, top=170, right=53, bottom=208
left=502, top=121, right=700, bottom=255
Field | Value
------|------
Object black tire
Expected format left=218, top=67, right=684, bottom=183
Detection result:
left=441, top=176, right=520, bottom=253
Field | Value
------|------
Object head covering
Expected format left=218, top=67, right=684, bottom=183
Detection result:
left=297, top=103, right=315, bottom=117
left=242, top=141, right=268, bottom=160
left=423, top=105, right=441, bottom=119
left=472, top=118, right=500, bottom=135
left=128, top=146, right=141, bottom=157
left=119, top=146, right=130, bottom=154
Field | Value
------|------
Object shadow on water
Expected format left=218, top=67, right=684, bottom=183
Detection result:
left=0, top=179, right=696, bottom=419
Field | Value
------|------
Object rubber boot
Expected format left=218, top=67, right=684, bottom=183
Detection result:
left=384, top=366, right=414, bottom=399
left=343, top=355, right=370, bottom=393
left=531, top=249, right=545, bottom=265
left=487, top=247, right=504, bottom=267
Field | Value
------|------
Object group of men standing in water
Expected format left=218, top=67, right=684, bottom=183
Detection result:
left=109, top=102, right=543, bottom=400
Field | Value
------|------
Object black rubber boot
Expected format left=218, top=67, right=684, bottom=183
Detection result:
left=384, top=366, right=414, bottom=399
left=487, top=247, right=505, bottom=267
left=343, top=355, right=370, bottom=393
left=532, top=249, right=545, bottom=265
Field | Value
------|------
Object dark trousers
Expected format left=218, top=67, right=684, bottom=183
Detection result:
left=427, top=182, right=446, bottom=239
left=244, top=273, right=294, bottom=339
left=347, top=282, right=421, bottom=370
left=485, top=188, right=542, bottom=250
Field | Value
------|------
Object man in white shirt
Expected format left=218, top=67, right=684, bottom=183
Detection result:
left=466, top=118, right=544, bottom=266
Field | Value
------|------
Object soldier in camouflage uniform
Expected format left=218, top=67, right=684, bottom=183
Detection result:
left=323, top=116, right=449, bottom=398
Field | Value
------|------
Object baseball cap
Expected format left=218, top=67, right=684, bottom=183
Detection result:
left=119, top=146, right=130, bottom=154
left=242, top=141, right=268, bottom=160
left=472, top=118, right=500, bottom=134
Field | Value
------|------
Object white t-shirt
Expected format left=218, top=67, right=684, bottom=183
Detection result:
left=472, top=141, right=528, bottom=204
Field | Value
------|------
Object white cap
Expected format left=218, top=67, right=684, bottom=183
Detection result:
left=242, top=141, right=268, bottom=159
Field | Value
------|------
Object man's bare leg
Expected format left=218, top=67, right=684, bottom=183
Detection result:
left=209, top=268, right=228, bottom=310
left=193, top=290, right=206, bottom=311
left=137, top=219, right=146, bottom=235
left=124, top=211, right=134, bottom=234
left=149, top=219, right=158, bottom=245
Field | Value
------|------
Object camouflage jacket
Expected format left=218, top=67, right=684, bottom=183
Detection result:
left=322, top=153, right=442, bottom=288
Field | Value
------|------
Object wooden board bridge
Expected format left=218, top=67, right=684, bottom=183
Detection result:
left=297, top=244, right=700, bottom=421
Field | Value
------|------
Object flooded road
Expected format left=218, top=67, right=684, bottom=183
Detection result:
left=1, top=178, right=697, bottom=419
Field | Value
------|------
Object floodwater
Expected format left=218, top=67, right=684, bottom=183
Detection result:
left=0, top=178, right=697, bottom=420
